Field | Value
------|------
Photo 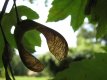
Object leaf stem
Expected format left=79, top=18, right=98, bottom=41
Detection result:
left=0, top=0, right=9, bottom=42
left=0, top=0, right=16, bottom=80
left=13, top=0, right=20, bottom=23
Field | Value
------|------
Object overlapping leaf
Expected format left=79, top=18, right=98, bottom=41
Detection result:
left=10, top=6, right=39, bottom=19
left=23, top=30, right=41, bottom=53
left=47, top=0, right=72, bottom=22
left=70, top=0, right=87, bottom=31
left=90, top=0, right=107, bottom=38
left=47, top=0, right=107, bottom=38
left=1, top=6, right=40, bottom=52
left=84, top=0, right=107, bottom=38
left=47, top=0, right=87, bottom=31
left=14, top=19, right=68, bottom=71
left=53, top=53, right=107, bottom=80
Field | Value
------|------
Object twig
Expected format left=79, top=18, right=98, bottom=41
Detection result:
left=0, top=0, right=9, bottom=42
left=13, top=0, right=20, bottom=23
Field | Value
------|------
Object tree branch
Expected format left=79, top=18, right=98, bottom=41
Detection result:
left=0, top=0, right=9, bottom=42
left=0, top=0, right=9, bottom=22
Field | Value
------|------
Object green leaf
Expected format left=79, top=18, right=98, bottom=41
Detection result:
left=1, top=6, right=40, bottom=52
left=2, top=13, right=16, bottom=48
left=70, top=0, right=87, bottom=31
left=10, top=6, right=39, bottom=19
left=96, top=21, right=107, bottom=38
left=47, top=0, right=87, bottom=31
left=53, top=53, right=107, bottom=80
left=23, top=30, right=41, bottom=53
left=47, top=0, right=72, bottom=22
left=89, top=0, right=107, bottom=38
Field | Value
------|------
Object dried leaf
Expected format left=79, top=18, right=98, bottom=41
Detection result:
left=14, top=19, right=68, bottom=71
left=16, top=44, right=44, bottom=72
left=36, top=23, right=68, bottom=61
left=14, top=21, right=44, bottom=72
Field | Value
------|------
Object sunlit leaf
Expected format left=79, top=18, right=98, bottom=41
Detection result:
left=47, top=0, right=72, bottom=22
left=10, top=5, right=39, bottom=19
left=70, top=0, right=87, bottom=31
left=47, top=0, right=87, bottom=31
left=14, top=19, right=68, bottom=71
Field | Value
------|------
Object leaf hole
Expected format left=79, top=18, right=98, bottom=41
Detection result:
left=11, top=25, right=15, bottom=34
left=21, top=16, right=27, bottom=20
left=84, top=17, right=89, bottom=23
left=14, top=48, right=19, bottom=55
left=22, top=30, right=41, bottom=53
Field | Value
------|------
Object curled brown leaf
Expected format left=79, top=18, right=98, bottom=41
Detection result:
left=14, top=19, right=68, bottom=72
left=36, top=23, right=68, bottom=61
left=14, top=21, right=44, bottom=72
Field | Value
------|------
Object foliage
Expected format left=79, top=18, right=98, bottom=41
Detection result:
left=1, top=5, right=40, bottom=51
left=47, top=0, right=107, bottom=38
left=0, top=5, right=40, bottom=67
left=0, top=76, right=49, bottom=80
left=0, top=0, right=68, bottom=80
left=0, top=67, right=5, bottom=77
left=47, top=0, right=87, bottom=31
left=52, top=53, right=107, bottom=80
left=1, top=0, right=107, bottom=80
